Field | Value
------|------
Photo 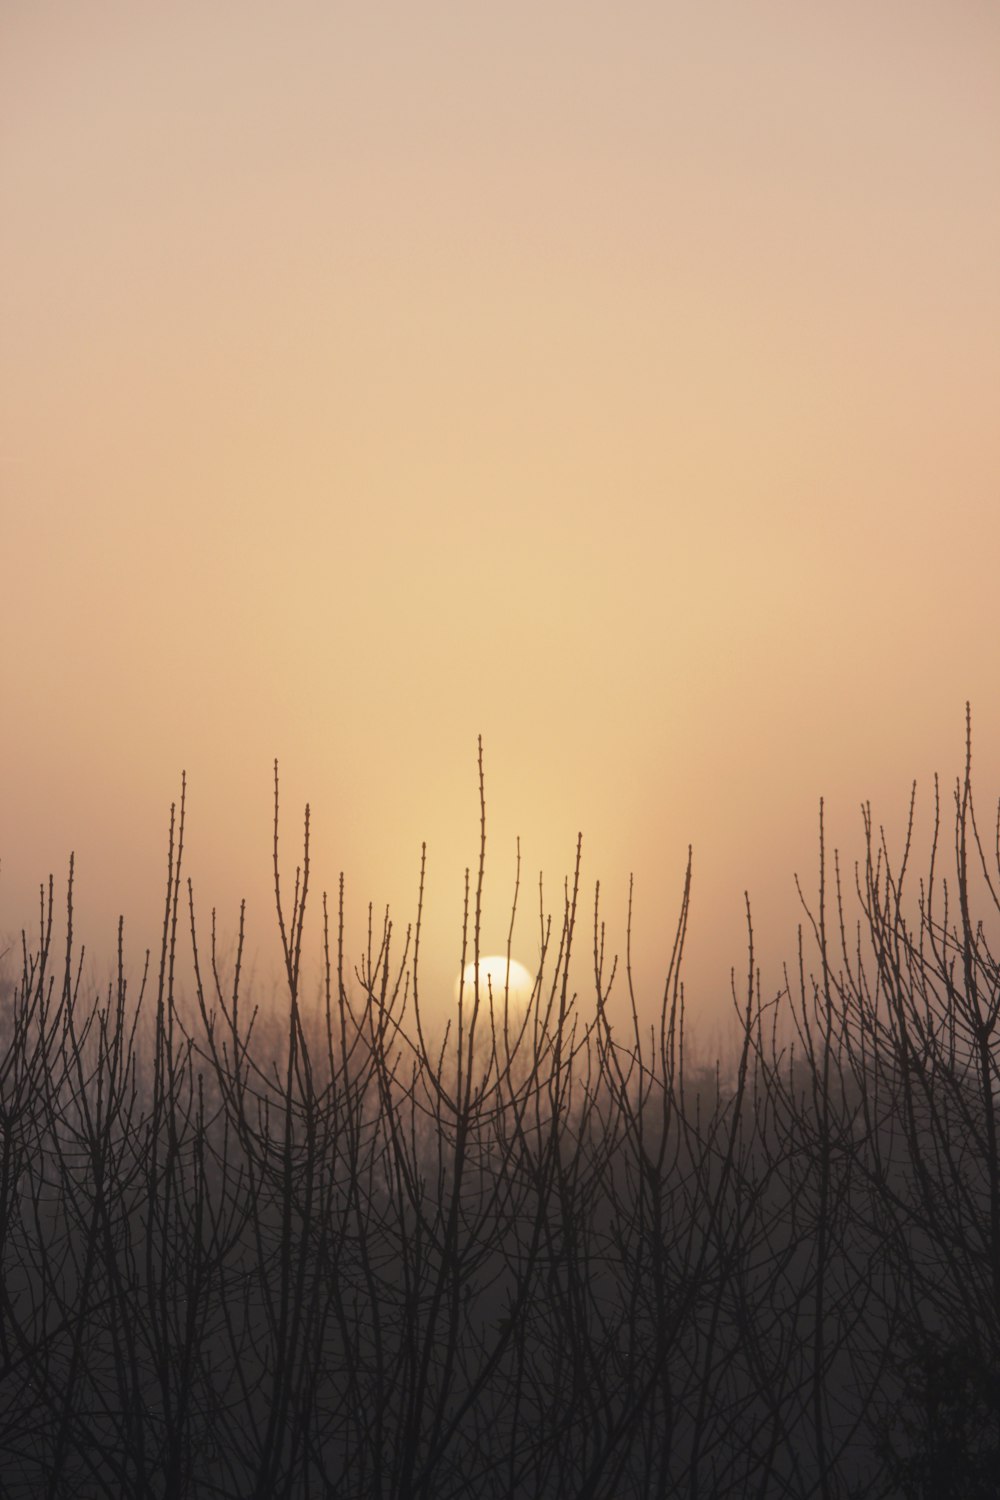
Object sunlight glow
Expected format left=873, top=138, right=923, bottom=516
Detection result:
left=455, top=955, right=534, bottom=1010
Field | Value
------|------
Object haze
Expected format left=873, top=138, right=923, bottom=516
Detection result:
left=2, top=2, right=999, bottom=1027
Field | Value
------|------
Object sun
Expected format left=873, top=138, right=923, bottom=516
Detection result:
left=455, top=955, right=534, bottom=1010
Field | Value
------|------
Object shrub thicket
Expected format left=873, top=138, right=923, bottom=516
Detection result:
left=1, top=725, right=999, bottom=1498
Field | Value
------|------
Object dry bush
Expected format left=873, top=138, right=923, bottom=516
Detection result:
left=2, top=724, right=999, bottom=1498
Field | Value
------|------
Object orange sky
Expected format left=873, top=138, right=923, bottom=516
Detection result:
left=2, top=2, right=999, bottom=1033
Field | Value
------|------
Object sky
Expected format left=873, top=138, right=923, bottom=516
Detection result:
left=2, top=2, right=999, bottom=1035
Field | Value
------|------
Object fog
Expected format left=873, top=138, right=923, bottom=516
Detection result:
left=2, top=0, right=999, bottom=1035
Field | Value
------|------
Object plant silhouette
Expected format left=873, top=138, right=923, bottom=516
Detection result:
left=1, top=720, right=999, bottom=1498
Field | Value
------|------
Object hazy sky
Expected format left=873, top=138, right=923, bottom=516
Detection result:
left=2, top=2, right=999, bottom=1029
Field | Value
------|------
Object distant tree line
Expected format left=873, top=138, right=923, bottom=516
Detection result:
left=1, top=727, right=998, bottom=1498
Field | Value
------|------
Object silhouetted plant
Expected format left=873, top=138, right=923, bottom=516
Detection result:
left=880, top=1334, right=1000, bottom=1500
left=2, top=717, right=999, bottom=1496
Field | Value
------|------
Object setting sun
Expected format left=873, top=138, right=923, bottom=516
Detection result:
left=455, top=954, right=534, bottom=1010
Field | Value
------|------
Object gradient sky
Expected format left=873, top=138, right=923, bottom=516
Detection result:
left=2, top=2, right=999, bottom=1031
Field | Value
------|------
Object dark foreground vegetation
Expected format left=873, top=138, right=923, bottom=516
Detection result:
left=2, top=725, right=1000, bottom=1498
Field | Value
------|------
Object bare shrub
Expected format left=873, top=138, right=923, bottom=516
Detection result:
left=2, top=721, right=999, bottom=1497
